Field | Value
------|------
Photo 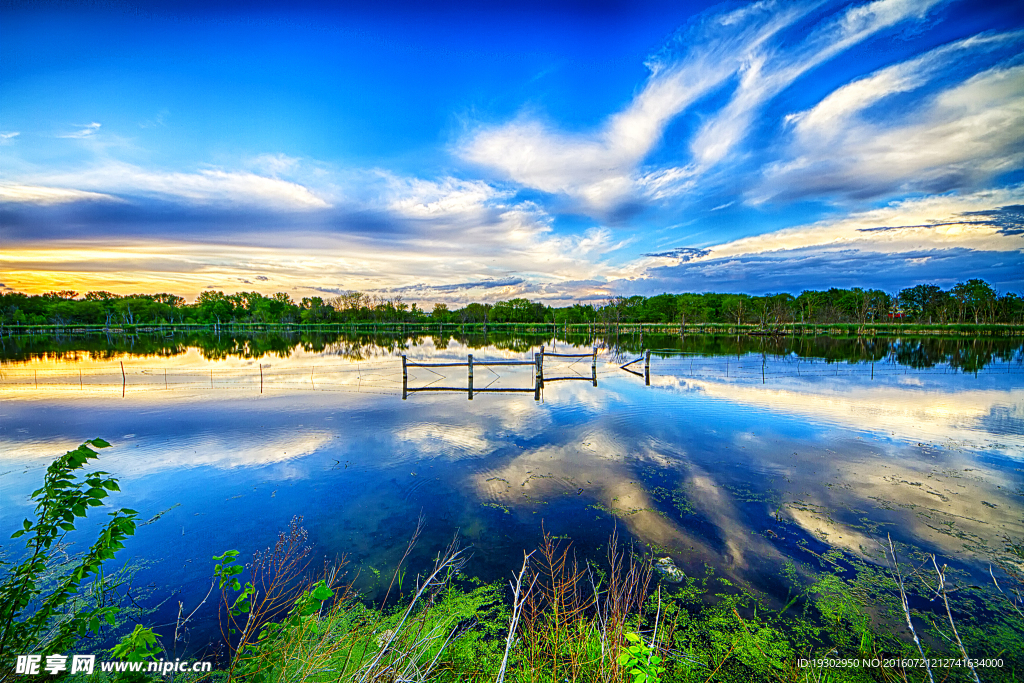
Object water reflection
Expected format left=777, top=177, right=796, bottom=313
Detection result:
left=3, top=329, right=1021, bottom=374
left=1, top=335, right=1022, bottom=652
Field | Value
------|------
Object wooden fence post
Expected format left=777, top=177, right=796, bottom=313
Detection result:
left=536, top=352, right=544, bottom=401
left=401, top=355, right=408, bottom=400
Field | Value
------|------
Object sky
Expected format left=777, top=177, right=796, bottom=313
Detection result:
left=1, top=0, right=1023, bottom=305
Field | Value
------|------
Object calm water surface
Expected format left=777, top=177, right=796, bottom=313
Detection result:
left=2, top=334, right=1022, bottom=652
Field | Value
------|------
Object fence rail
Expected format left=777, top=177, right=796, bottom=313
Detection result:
left=4, top=348, right=1018, bottom=400
left=401, top=346, right=602, bottom=399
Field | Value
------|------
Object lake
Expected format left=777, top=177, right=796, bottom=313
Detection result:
left=2, top=331, right=1022, bottom=656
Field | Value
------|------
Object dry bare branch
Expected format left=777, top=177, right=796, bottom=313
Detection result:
left=882, top=534, right=935, bottom=683
left=496, top=550, right=536, bottom=683
left=930, top=555, right=980, bottom=683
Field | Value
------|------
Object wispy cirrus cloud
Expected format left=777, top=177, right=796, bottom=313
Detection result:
left=758, top=35, right=1024, bottom=202
left=17, top=163, right=331, bottom=210
left=59, top=122, right=101, bottom=139
left=461, top=0, right=946, bottom=217
left=689, top=0, right=946, bottom=169
left=460, top=1, right=812, bottom=213
left=383, top=175, right=510, bottom=220
left=0, top=184, right=121, bottom=205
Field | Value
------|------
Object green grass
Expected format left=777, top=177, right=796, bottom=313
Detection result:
left=167, top=531, right=1023, bottom=683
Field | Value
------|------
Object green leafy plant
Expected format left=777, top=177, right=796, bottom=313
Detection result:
left=110, top=624, right=163, bottom=662
left=0, top=439, right=138, bottom=658
left=618, top=632, right=666, bottom=683
left=213, top=550, right=255, bottom=626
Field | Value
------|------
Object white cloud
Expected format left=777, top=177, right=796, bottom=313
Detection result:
left=32, top=163, right=331, bottom=210
left=0, top=183, right=121, bottom=205
left=760, top=37, right=1024, bottom=202
left=690, top=0, right=945, bottom=168
left=0, top=181, right=627, bottom=304
left=461, top=0, right=943, bottom=215
left=781, top=32, right=1022, bottom=137
left=248, top=152, right=303, bottom=176
left=383, top=175, right=509, bottom=218
left=461, top=1, right=814, bottom=212
left=702, top=187, right=1024, bottom=260
left=0, top=131, right=19, bottom=143
left=59, top=122, right=101, bottom=139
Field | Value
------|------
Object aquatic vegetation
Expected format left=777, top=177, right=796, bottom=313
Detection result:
left=169, top=524, right=1022, bottom=681
left=8, top=501, right=1024, bottom=681
left=0, top=440, right=139, bottom=663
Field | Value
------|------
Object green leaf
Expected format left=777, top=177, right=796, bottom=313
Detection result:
left=625, top=632, right=641, bottom=643
left=90, top=438, right=112, bottom=448
left=617, top=653, right=631, bottom=666
left=311, top=585, right=333, bottom=601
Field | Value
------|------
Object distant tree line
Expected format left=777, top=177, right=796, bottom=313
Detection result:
left=1, top=279, right=1021, bottom=328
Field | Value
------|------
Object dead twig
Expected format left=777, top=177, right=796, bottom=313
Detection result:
left=496, top=550, right=537, bottom=683
left=382, top=512, right=425, bottom=606
left=929, top=555, right=980, bottom=683
left=882, top=534, right=935, bottom=683
left=989, top=565, right=1024, bottom=619
left=703, top=640, right=736, bottom=683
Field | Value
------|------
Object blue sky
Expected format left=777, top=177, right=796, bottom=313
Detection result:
left=1, top=0, right=1022, bottom=304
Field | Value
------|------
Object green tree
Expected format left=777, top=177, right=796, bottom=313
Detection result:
left=300, top=296, right=332, bottom=323
left=952, top=279, right=997, bottom=324
left=194, top=291, right=238, bottom=324
left=431, top=303, right=451, bottom=323
left=723, top=294, right=750, bottom=325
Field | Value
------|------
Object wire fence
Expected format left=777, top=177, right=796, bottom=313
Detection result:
left=1, top=350, right=1019, bottom=400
